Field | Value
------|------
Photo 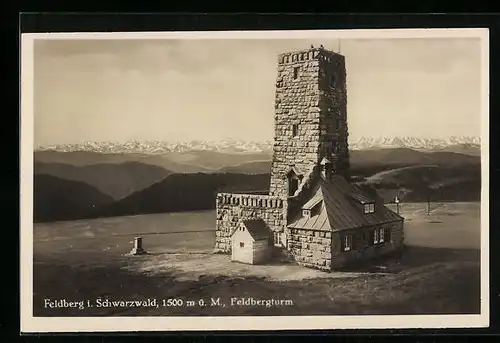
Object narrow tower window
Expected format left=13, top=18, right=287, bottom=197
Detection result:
left=292, top=124, right=299, bottom=137
left=289, top=177, right=299, bottom=196
left=293, top=67, right=299, bottom=79
left=332, top=140, right=337, bottom=152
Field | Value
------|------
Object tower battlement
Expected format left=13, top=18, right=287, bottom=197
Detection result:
left=214, top=193, right=287, bottom=252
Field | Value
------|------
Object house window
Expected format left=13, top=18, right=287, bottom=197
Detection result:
left=292, top=124, right=299, bottom=137
left=343, top=234, right=353, bottom=252
left=371, top=228, right=389, bottom=245
left=302, top=209, right=311, bottom=218
left=364, top=203, right=375, bottom=214
left=273, top=231, right=282, bottom=247
left=240, top=242, right=245, bottom=248
left=293, top=67, right=299, bottom=79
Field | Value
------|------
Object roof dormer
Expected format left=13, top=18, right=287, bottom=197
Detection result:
left=320, top=157, right=333, bottom=180
left=302, top=196, right=323, bottom=218
left=348, top=191, right=376, bottom=214
left=363, top=203, right=375, bottom=214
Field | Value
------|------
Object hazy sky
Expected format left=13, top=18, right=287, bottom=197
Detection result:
left=33, top=37, right=482, bottom=146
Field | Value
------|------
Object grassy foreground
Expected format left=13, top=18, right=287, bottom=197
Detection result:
left=33, top=202, right=481, bottom=316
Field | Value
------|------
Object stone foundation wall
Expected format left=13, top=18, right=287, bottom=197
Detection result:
left=287, top=228, right=332, bottom=271
left=214, top=193, right=287, bottom=253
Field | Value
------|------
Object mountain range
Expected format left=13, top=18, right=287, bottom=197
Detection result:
left=35, top=161, right=171, bottom=200
left=349, top=136, right=481, bottom=154
left=36, top=139, right=274, bottom=155
left=35, top=147, right=481, bottom=177
left=35, top=136, right=481, bottom=156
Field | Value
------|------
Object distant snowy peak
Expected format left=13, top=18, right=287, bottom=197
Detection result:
left=349, top=136, right=480, bottom=151
left=36, top=139, right=275, bottom=154
left=36, top=136, right=480, bottom=154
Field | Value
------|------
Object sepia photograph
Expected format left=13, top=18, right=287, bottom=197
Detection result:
left=20, top=28, right=489, bottom=332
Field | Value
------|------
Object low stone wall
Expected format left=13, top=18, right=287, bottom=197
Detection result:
left=214, top=193, right=287, bottom=253
left=287, top=228, right=332, bottom=271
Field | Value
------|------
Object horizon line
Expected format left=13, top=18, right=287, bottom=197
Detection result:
left=34, top=135, right=482, bottom=148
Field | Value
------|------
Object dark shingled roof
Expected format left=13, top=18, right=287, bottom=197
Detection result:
left=240, top=218, right=270, bottom=241
left=288, top=175, right=403, bottom=232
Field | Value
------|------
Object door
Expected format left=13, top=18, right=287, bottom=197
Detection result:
left=280, top=231, right=287, bottom=249
left=232, top=239, right=252, bottom=264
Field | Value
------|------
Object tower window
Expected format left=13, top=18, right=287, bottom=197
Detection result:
left=336, top=118, right=341, bottom=129
left=293, top=67, right=299, bottom=79
left=326, top=140, right=337, bottom=156
left=289, top=177, right=299, bottom=196
left=289, top=178, right=299, bottom=196
left=292, top=124, right=299, bottom=137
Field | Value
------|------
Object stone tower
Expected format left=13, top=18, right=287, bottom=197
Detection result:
left=269, top=46, right=350, bottom=198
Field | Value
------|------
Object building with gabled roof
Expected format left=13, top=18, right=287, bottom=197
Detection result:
left=287, top=175, right=404, bottom=269
left=289, top=176, right=402, bottom=232
left=231, top=218, right=273, bottom=265
left=215, top=45, right=405, bottom=271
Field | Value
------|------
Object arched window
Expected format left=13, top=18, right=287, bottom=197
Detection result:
left=289, top=177, right=299, bottom=196
left=287, top=168, right=301, bottom=196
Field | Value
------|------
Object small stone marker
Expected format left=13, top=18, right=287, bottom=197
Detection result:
left=130, top=236, right=147, bottom=255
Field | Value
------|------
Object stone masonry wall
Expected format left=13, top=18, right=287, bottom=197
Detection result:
left=269, top=47, right=350, bottom=197
left=214, top=193, right=287, bottom=253
left=287, top=228, right=332, bottom=271
left=269, top=50, right=322, bottom=198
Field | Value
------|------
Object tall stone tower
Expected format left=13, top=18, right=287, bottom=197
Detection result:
left=269, top=46, right=350, bottom=198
